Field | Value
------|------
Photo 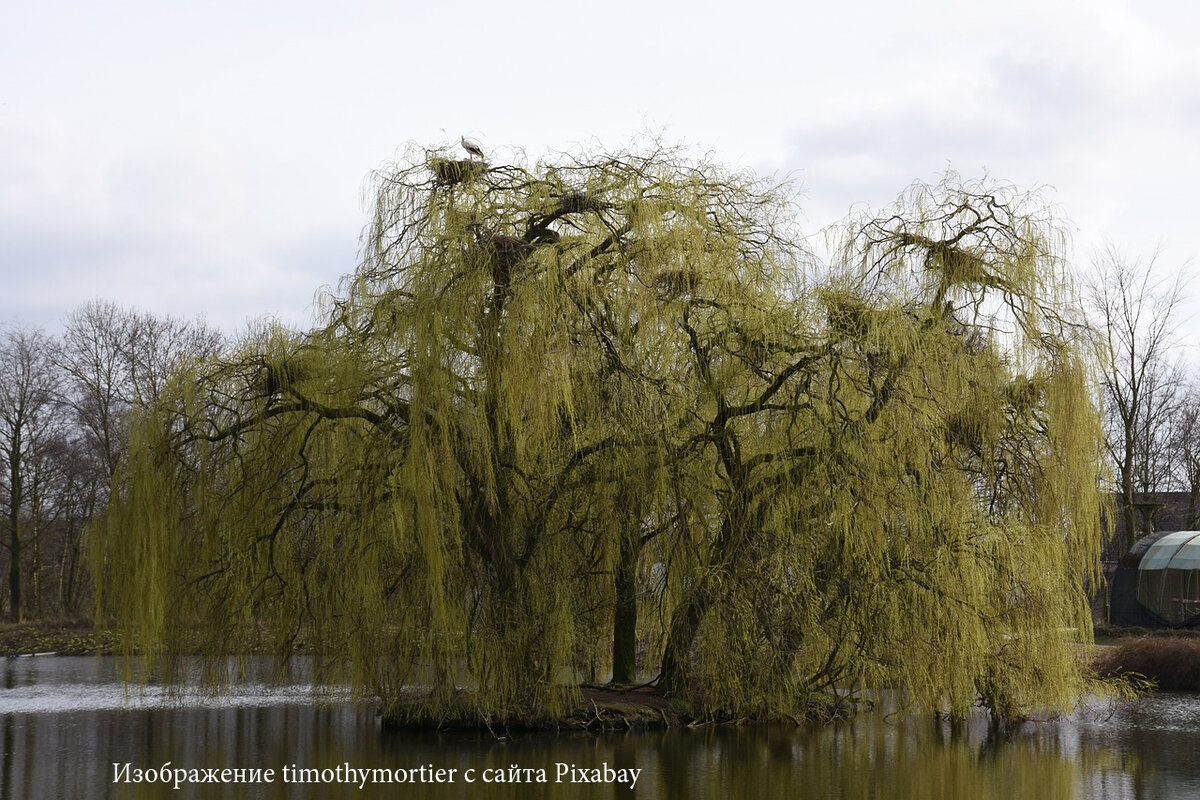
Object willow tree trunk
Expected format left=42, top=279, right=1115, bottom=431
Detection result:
left=610, top=529, right=639, bottom=684
left=658, top=583, right=710, bottom=697
left=658, top=482, right=748, bottom=698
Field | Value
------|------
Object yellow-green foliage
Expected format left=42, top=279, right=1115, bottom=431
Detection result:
left=94, top=146, right=1106, bottom=724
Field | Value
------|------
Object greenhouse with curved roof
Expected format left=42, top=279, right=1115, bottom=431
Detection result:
left=1107, top=529, right=1200, bottom=628
left=1135, top=531, right=1200, bottom=627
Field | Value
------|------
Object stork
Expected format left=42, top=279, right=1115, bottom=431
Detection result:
left=461, top=136, right=485, bottom=160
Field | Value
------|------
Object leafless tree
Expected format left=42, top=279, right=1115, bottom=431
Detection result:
left=0, top=304, right=222, bottom=621
left=0, top=325, right=64, bottom=621
left=1133, top=361, right=1186, bottom=494
left=1166, top=383, right=1200, bottom=530
left=1086, top=245, right=1189, bottom=545
left=42, top=302, right=220, bottom=617
left=57, top=301, right=131, bottom=482
left=58, top=300, right=223, bottom=484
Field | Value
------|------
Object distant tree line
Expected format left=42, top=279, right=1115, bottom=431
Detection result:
left=0, top=302, right=221, bottom=621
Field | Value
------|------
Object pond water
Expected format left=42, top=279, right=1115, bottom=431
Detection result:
left=1, top=656, right=1198, bottom=799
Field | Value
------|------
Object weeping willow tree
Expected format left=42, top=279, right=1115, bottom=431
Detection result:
left=94, top=145, right=1107, bottom=725
left=811, top=180, right=1106, bottom=720
left=95, top=143, right=796, bottom=722
left=644, top=175, right=1107, bottom=720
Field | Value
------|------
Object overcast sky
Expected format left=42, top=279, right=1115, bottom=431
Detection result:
left=3, top=0, right=1198, bottom=334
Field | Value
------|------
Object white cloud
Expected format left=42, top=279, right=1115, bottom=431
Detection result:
left=3, top=0, right=1199, bottom=333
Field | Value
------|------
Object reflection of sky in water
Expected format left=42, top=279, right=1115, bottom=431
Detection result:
left=1, top=657, right=1199, bottom=799
left=0, top=656, right=348, bottom=714
left=0, top=682, right=343, bottom=713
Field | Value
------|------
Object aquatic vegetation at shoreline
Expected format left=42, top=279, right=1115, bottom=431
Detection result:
left=1094, top=637, right=1200, bottom=691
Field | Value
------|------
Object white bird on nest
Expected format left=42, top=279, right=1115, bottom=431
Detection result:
left=461, top=136, right=485, bottom=160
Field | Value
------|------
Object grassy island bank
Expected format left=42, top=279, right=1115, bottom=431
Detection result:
left=379, top=684, right=864, bottom=732
left=0, top=619, right=119, bottom=657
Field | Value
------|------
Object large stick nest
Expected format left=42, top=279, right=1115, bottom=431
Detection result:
left=431, top=157, right=486, bottom=186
